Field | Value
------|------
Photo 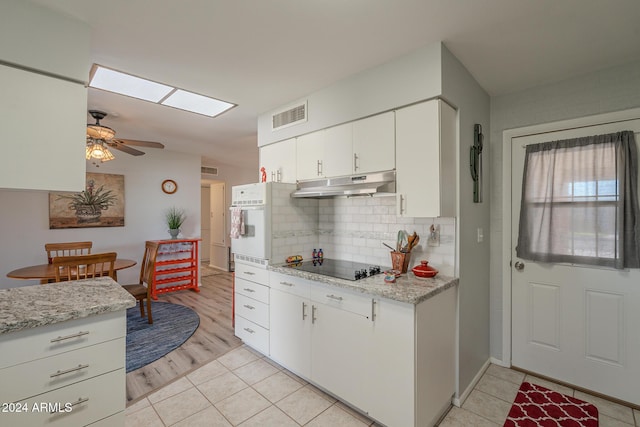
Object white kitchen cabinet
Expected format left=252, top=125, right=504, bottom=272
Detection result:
left=269, top=273, right=312, bottom=378
left=296, top=131, right=325, bottom=181
left=0, top=1, right=89, bottom=192
left=296, top=124, right=353, bottom=181
left=268, top=269, right=457, bottom=427
left=352, top=111, right=395, bottom=174
left=0, top=310, right=127, bottom=427
left=310, top=298, right=371, bottom=411
left=234, top=261, right=270, bottom=354
left=260, top=138, right=297, bottom=183
left=396, top=99, right=457, bottom=217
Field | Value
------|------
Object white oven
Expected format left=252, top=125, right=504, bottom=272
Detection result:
left=230, top=183, right=272, bottom=262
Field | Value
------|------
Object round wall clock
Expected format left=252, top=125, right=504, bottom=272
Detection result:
left=162, top=179, right=177, bottom=194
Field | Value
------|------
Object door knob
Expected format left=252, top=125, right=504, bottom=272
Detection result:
left=514, top=261, right=525, bottom=271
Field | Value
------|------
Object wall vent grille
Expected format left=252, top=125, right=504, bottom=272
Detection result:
left=201, top=166, right=218, bottom=176
left=272, top=101, right=307, bottom=130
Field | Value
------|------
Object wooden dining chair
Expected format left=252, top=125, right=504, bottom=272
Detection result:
left=45, top=241, right=93, bottom=264
left=122, top=241, right=159, bottom=324
left=52, top=252, right=117, bottom=282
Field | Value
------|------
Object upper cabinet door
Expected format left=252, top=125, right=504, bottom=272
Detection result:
left=0, top=65, right=87, bottom=192
left=260, top=138, right=297, bottom=183
left=323, top=122, right=353, bottom=178
left=395, top=100, right=456, bottom=218
left=296, top=131, right=325, bottom=181
left=352, top=112, right=395, bottom=174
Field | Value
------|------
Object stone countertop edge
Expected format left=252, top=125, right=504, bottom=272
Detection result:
left=0, top=277, right=137, bottom=335
left=268, top=264, right=458, bottom=305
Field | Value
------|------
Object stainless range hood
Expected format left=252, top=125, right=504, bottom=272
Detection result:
left=291, top=170, right=395, bottom=198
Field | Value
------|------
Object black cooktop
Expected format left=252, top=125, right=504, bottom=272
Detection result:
left=285, top=259, right=381, bottom=281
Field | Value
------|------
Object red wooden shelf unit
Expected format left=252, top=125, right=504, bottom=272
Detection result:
left=147, top=238, right=201, bottom=300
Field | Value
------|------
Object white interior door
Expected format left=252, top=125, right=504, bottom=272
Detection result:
left=511, top=119, right=640, bottom=405
left=200, top=186, right=211, bottom=263
left=209, top=182, right=227, bottom=270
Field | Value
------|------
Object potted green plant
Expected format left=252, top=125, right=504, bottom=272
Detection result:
left=165, top=207, right=186, bottom=239
left=57, top=180, right=117, bottom=223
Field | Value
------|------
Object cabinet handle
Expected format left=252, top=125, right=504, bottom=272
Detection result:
left=243, top=271, right=255, bottom=276
left=50, top=397, right=89, bottom=414
left=244, top=327, right=255, bottom=334
left=243, top=288, right=256, bottom=293
left=279, top=281, right=294, bottom=287
left=354, top=153, right=359, bottom=171
left=277, top=169, right=282, bottom=182
left=326, top=294, right=343, bottom=301
left=399, top=194, right=406, bottom=215
left=50, top=331, right=89, bottom=343
left=312, top=305, right=317, bottom=324
left=371, top=299, right=376, bottom=321
left=271, top=171, right=276, bottom=182
left=50, top=364, right=90, bottom=378
left=317, top=160, right=323, bottom=176
left=302, top=302, right=307, bottom=320
left=243, top=304, right=255, bottom=310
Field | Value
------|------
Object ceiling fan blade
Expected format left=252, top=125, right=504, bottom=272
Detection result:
left=115, top=138, right=165, bottom=149
left=107, top=142, right=146, bottom=156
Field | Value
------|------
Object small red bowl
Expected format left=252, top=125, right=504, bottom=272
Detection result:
left=411, top=260, right=438, bottom=278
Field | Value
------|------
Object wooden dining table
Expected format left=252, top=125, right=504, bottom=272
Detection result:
left=6, top=259, right=137, bottom=282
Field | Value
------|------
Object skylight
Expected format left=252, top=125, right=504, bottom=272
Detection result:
left=88, top=64, right=236, bottom=118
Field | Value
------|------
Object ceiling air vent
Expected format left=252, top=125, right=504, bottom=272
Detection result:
left=201, top=166, right=218, bottom=176
left=272, top=101, right=307, bottom=131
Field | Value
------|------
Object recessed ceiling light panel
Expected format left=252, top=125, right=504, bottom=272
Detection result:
left=162, top=89, right=235, bottom=117
left=90, top=66, right=174, bottom=102
left=88, top=64, right=236, bottom=118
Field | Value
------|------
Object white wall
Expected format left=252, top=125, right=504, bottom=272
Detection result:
left=0, top=149, right=201, bottom=289
left=489, top=59, right=640, bottom=361
left=258, top=43, right=442, bottom=146
left=441, top=46, right=491, bottom=398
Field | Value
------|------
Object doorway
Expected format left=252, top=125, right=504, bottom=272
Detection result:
left=503, top=108, right=640, bottom=405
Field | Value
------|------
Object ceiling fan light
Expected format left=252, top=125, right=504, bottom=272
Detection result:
left=87, top=124, right=116, bottom=140
left=86, top=139, right=115, bottom=162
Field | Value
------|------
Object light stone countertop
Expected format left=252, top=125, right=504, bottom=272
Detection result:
left=0, top=277, right=136, bottom=335
left=268, top=263, right=458, bottom=305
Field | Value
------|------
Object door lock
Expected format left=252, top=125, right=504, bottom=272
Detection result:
left=514, top=261, right=525, bottom=271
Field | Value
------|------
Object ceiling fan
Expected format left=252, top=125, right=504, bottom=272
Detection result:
left=86, top=110, right=165, bottom=159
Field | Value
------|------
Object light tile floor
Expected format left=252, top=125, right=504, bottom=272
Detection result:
left=125, top=346, right=639, bottom=426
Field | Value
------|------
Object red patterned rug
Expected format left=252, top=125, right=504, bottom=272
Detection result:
left=503, top=382, right=599, bottom=427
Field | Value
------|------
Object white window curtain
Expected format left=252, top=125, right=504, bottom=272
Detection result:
left=516, top=130, right=640, bottom=269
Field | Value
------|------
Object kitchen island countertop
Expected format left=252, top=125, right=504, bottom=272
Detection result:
left=269, top=263, right=458, bottom=305
left=0, top=277, right=136, bottom=335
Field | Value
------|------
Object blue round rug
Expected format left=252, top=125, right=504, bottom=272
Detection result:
left=126, top=301, right=200, bottom=373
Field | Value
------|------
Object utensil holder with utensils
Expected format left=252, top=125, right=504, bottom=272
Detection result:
left=390, top=251, right=411, bottom=273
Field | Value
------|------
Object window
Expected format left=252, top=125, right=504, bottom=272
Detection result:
left=516, top=131, right=640, bottom=269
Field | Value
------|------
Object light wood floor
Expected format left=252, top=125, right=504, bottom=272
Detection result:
left=125, top=269, right=242, bottom=403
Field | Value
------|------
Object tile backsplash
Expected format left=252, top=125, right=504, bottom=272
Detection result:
left=271, top=193, right=456, bottom=276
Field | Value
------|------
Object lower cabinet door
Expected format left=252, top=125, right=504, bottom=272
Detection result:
left=269, top=289, right=311, bottom=378
left=3, top=369, right=124, bottom=427
left=235, top=315, right=269, bottom=355
left=310, top=302, right=372, bottom=413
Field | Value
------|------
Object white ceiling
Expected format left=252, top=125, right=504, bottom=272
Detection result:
left=33, top=0, right=640, bottom=168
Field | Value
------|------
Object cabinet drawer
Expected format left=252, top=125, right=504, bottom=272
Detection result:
left=0, top=337, right=124, bottom=403
left=235, top=294, right=269, bottom=328
left=1, top=368, right=125, bottom=427
left=235, top=263, right=269, bottom=284
left=0, top=311, right=125, bottom=369
left=235, top=316, right=269, bottom=355
left=86, top=411, right=124, bottom=426
left=269, top=271, right=311, bottom=298
left=235, top=277, right=269, bottom=303
left=310, top=285, right=372, bottom=319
